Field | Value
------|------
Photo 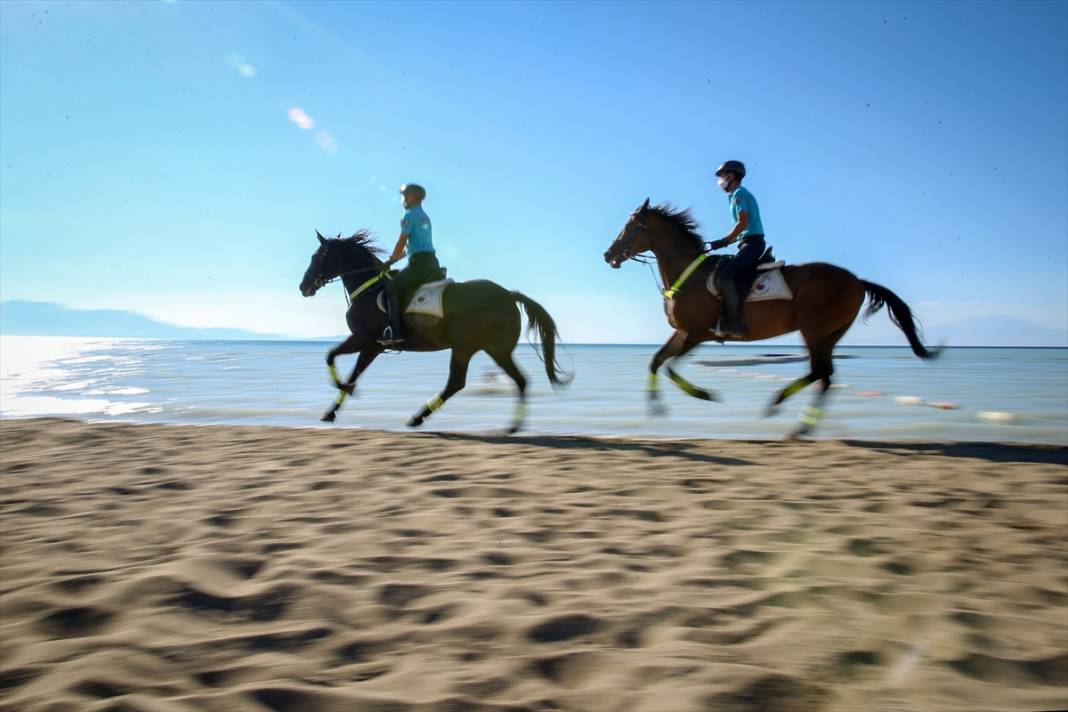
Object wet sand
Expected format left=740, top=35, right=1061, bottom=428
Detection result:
left=1, top=418, right=1065, bottom=712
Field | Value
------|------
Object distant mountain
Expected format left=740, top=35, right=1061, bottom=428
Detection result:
left=856, top=315, right=1067, bottom=348
left=0, top=301, right=281, bottom=340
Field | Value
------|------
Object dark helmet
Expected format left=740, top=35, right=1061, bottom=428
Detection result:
left=399, top=183, right=426, bottom=201
left=715, top=160, right=746, bottom=179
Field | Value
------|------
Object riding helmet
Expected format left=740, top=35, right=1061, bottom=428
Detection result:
left=715, top=160, right=746, bottom=179
left=399, top=183, right=427, bottom=201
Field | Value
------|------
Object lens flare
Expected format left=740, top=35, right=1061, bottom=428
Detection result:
left=226, top=52, right=256, bottom=78
left=314, top=130, right=338, bottom=154
left=287, top=107, right=314, bottom=130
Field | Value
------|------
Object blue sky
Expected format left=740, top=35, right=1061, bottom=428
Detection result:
left=1, top=0, right=1065, bottom=343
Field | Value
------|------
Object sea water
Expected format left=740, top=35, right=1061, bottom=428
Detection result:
left=1, top=336, right=1065, bottom=444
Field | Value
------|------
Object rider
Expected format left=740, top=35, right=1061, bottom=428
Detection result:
left=379, top=183, right=442, bottom=347
left=709, top=160, right=766, bottom=338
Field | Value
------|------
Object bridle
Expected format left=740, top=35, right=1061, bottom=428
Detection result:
left=309, top=263, right=384, bottom=292
left=610, top=216, right=718, bottom=266
left=307, top=244, right=392, bottom=294
left=609, top=215, right=722, bottom=294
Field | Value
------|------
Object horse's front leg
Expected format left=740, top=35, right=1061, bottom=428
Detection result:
left=647, top=331, right=687, bottom=416
left=322, top=336, right=367, bottom=422
left=322, top=347, right=383, bottom=422
left=648, top=331, right=715, bottom=414
left=325, top=336, right=360, bottom=389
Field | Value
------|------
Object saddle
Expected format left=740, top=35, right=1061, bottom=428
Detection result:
left=375, top=268, right=452, bottom=320
left=708, top=249, right=793, bottom=302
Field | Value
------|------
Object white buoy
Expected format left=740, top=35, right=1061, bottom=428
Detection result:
left=978, top=411, right=1017, bottom=423
left=895, top=396, right=923, bottom=405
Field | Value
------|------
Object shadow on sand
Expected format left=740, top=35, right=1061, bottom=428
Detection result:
left=432, top=431, right=1066, bottom=468
left=840, top=440, right=1068, bottom=466
left=431, top=431, right=755, bottom=467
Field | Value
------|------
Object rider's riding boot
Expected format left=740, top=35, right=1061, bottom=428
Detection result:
left=719, top=280, right=747, bottom=338
left=378, top=292, right=406, bottom=347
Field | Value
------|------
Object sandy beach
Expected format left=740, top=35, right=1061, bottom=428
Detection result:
left=1, top=418, right=1065, bottom=712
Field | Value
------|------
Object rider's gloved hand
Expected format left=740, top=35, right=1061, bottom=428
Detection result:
left=709, top=237, right=731, bottom=250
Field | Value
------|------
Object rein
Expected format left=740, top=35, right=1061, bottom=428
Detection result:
left=313, top=261, right=394, bottom=305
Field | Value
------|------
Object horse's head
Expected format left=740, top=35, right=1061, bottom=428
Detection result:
left=604, top=198, right=653, bottom=268
left=300, top=230, right=381, bottom=297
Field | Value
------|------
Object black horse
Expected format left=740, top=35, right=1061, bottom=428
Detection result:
left=300, top=231, right=569, bottom=432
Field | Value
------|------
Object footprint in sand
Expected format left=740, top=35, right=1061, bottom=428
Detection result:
left=36, top=605, right=114, bottom=637
left=527, top=614, right=601, bottom=643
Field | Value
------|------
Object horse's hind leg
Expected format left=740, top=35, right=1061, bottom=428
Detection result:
left=788, top=326, right=847, bottom=438
left=408, top=349, right=474, bottom=428
left=765, top=372, right=815, bottom=418
left=486, top=348, right=528, bottom=434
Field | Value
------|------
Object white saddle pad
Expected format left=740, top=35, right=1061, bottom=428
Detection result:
left=707, top=268, right=793, bottom=302
left=405, top=279, right=454, bottom=319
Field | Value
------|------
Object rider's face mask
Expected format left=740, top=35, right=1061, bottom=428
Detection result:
left=717, top=176, right=732, bottom=192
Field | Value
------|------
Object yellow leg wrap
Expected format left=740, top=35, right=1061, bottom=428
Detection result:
left=799, top=405, right=823, bottom=426
left=427, top=395, right=444, bottom=413
left=646, top=373, right=658, bottom=392
left=327, top=363, right=340, bottom=385
left=334, top=389, right=348, bottom=406
left=665, top=366, right=716, bottom=401
left=515, top=402, right=527, bottom=421
left=669, top=371, right=696, bottom=396
left=782, top=377, right=813, bottom=399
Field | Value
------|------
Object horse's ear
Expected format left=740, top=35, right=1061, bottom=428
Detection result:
left=641, top=197, right=650, bottom=211
left=316, top=230, right=326, bottom=244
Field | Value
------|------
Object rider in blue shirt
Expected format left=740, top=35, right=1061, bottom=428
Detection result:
left=379, top=183, right=443, bottom=347
left=709, top=160, right=768, bottom=338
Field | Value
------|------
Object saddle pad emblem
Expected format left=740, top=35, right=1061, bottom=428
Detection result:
left=405, top=279, right=454, bottom=319
left=706, top=268, right=793, bottom=302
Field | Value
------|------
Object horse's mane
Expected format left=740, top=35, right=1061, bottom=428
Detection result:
left=338, top=229, right=384, bottom=255
left=649, top=203, right=705, bottom=252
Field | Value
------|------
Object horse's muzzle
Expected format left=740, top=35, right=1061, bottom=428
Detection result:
left=604, top=251, right=624, bottom=269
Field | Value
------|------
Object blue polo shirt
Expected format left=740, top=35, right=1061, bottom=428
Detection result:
left=729, top=186, right=764, bottom=240
left=401, top=206, right=434, bottom=255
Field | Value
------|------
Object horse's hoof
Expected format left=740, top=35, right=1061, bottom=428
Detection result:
left=764, top=404, right=780, bottom=419
left=407, top=416, right=424, bottom=428
left=321, top=411, right=337, bottom=423
left=649, top=403, right=668, bottom=418
left=506, top=422, right=522, bottom=435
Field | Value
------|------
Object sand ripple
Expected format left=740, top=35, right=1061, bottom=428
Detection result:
left=1, top=419, right=1066, bottom=711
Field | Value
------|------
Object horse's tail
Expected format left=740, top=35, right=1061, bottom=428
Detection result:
left=512, top=292, right=573, bottom=386
left=859, top=280, right=941, bottom=359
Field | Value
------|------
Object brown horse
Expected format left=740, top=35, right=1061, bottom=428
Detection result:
left=604, top=199, right=939, bottom=436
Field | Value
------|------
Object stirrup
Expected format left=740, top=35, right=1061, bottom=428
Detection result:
left=377, top=327, right=405, bottom=347
left=718, top=318, right=746, bottom=338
